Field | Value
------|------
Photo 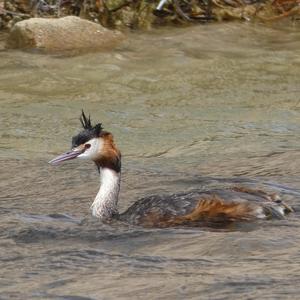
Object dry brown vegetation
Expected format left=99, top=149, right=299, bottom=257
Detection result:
left=1, top=0, right=299, bottom=30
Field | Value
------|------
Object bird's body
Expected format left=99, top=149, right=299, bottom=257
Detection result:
left=119, top=187, right=289, bottom=227
left=49, top=111, right=293, bottom=228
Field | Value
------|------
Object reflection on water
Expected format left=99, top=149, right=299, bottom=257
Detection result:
left=0, top=23, right=300, bottom=299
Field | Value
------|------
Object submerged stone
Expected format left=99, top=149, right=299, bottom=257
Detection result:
left=6, top=16, right=125, bottom=52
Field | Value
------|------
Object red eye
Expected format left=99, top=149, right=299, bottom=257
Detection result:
left=85, top=144, right=91, bottom=149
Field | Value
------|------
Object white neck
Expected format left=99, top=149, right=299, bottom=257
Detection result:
left=91, top=167, right=121, bottom=219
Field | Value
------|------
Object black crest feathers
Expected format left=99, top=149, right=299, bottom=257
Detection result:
left=72, top=111, right=103, bottom=148
left=94, top=123, right=103, bottom=136
left=80, top=110, right=92, bottom=130
left=80, top=110, right=103, bottom=135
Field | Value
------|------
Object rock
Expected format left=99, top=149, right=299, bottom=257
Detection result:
left=6, top=16, right=125, bottom=52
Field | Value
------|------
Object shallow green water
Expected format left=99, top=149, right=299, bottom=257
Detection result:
left=0, top=23, right=300, bottom=299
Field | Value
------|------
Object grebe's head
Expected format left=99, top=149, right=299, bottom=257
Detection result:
left=49, top=111, right=121, bottom=172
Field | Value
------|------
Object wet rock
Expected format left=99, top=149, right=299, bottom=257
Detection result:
left=6, top=16, right=125, bottom=52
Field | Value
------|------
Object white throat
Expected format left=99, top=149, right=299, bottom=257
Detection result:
left=91, top=167, right=121, bottom=219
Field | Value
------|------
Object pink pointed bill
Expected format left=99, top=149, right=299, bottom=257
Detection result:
left=48, top=149, right=83, bottom=165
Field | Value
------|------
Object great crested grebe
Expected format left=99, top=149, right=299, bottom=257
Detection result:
left=49, top=111, right=293, bottom=227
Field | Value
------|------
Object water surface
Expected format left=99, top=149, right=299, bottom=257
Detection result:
left=0, top=23, right=300, bottom=299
